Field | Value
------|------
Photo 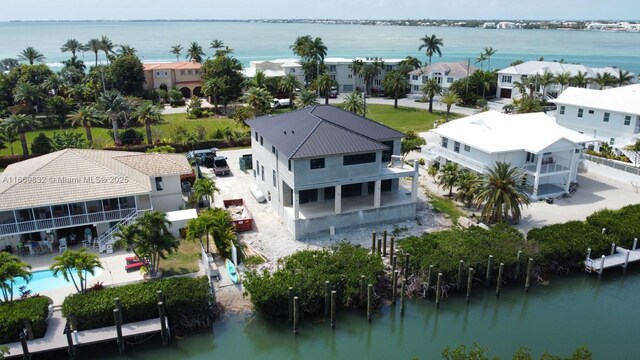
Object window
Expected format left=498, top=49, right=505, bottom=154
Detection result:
left=385, top=65, right=393, bottom=72
left=441, top=137, right=448, bottom=148
left=256, top=160, right=260, bottom=175
left=310, top=158, right=325, bottom=169
left=412, top=75, right=419, bottom=80
left=290, top=68, right=296, bottom=73
left=559, top=106, right=565, bottom=115
left=261, top=166, right=265, bottom=181
left=188, top=70, right=193, bottom=75
left=343, top=153, right=376, bottom=166
left=577, top=109, right=584, bottom=118
left=603, top=112, right=610, bottom=122
left=374, top=79, right=381, bottom=86
left=330, top=74, right=336, bottom=80
left=288, top=159, right=292, bottom=171
left=180, top=70, right=186, bottom=75
left=164, top=71, right=168, bottom=76
left=413, top=85, right=420, bottom=91
left=260, top=136, right=264, bottom=146
left=272, top=146, right=276, bottom=154
left=381, top=141, right=394, bottom=162
left=526, top=152, right=536, bottom=163
left=624, top=115, right=631, bottom=126
left=272, top=170, right=277, bottom=188
left=155, top=177, right=163, bottom=191
left=329, top=65, right=336, bottom=72
left=254, top=131, right=258, bottom=141
left=156, top=71, right=160, bottom=76
left=454, top=141, right=460, bottom=153
left=464, top=145, right=470, bottom=152
left=609, top=138, right=615, bottom=145
left=588, top=110, right=594, bottom=114
left=501, top=75, right=512, bottom=83
left=447, top=77, right=454, bottom=83
left=348, top=74, right=352, bottom=79
left=435, top=77, right=442, bottom=84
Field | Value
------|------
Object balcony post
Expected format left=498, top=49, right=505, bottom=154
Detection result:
left=293, top=190, right=300, bottom=220
left=411, top=160, right=419, bottom=202
left=374, top=180, right=381, bottom=208
left=334, top=185, right=342, bottom=214
left=533, top=154, right=543, bottom=197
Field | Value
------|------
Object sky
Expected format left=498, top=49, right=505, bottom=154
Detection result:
left=0, top=0, right=637, bottom=21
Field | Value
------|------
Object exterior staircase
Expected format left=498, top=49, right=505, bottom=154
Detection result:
left=98, top=209, right=140, bottom=253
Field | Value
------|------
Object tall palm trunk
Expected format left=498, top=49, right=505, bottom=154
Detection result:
left=94, top=51, right=98, bottom=67
left=325, top=93, right=329, bottom=105
left=394, top=89, right=398, bottom=108
left=289, top=91, right=294, bottom=109
left=428, top=96, right=434, bottom=113
left=84, top=125, right=93, bottom=146
left=145, top=119, right=153, bottom=145
left=19, top=132, right=29, bottom=155
left=112, top=117, right=120, bottom=145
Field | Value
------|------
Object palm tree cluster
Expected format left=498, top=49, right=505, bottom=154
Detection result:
left=50, top=248, right=102, bottom=294
left=186, top=208, right=237, bottom=258
left=418, top=34, right=444, bottom=66
left=290, top=35, right=327, bottom=86
left=0, top=252, right=32, bottom=302
left=434, top=161, right=530, bottom=224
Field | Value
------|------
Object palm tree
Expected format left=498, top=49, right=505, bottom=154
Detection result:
left=99, top=36, right=115, bottom=64
left=474, top=162, right=530, bottom=224
left=187, top=208, right=236, bottom=256
left=210, top=39, right=224, bottom=51
left=295, top=89, right=319, bottom=109
left=0, top=121, right=19, bottom=155
left=279, top=73, right=303, bottom=109
left=290, top=35, right=313, bottom=60
left=132, top=101, right=162, bottom=145
left=99, top=90, right=127, bottom=145
left=359, top=61, right=383, bottom=95
left=310, top=37, right=328, bottom=85
left=50, top=248, right=102, bottom=293
left=17, top=47, right=45, bottom=65
left=455, top=171, right=481, bottom=208
left=615, top=69, right=633, bottom=87
left=86, top=38, right=102, bottom=67
left=398, top=56, right=422, bottom=70
left=418, top=34, right=444, bottom=65
left=4, top=114, right=41, bottom=155
left=554, top=72, right=571, bottom=94
left=515, top=97, right=543, bottom=114
left=570, top=71, right=589, bottom=88
left=170, top=44, right=183, bottom=62
left=437, top=162, right=460, bottom=196
left=243, top=70, right=268, bottom=90
left=193, top=177, right=219, bottom=209
left=592, top=72, right=614, bottom=90
left=316, top=73, right=337, bottom=105
left=203, top=78, right=226, bottom=113
left=341, top=91, right=364, bottom=115
left=186, top=42, right=205, bottom=63
left=13, top=81, right=44, bottom=113
left=383, top=70, right=408, bottom=108
left=61, top=56, right=86, bottom=71
left=117, top=44, right=137, bottom=57
left=0, top=252, right=32, bottom=302
left=67, top=106, right=101, bottom=146
left=536, top=70, right=555, bottom=100
left=421, top=78, right=443, bottom=113
left=61, top=39, right=87, bottom=58
left=624, top=139, right=640, bottom=167
left=242, top=86, right=273, bottom=116
left=351, top=59, right=364, bottom=90
left=482, top=47, right=497, bottom=71
left=475, top=53, right=487, bottom=71
left=441, top=91, right=461, bottom=120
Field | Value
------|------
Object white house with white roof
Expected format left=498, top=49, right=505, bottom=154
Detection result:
left=551, top=85, right=640, bottom=152
left=242, top=58, right=305, bottom=84
left=424, top=111, right=596, bottom=200
left=408, top=62, right=478, bottom=94
left=496, top=60, right=622, bottom=99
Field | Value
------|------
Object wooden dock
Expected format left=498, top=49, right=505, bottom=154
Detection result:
left=3, top=310, right=164, bottom=358
left=585, top=240, right=640, bottom=277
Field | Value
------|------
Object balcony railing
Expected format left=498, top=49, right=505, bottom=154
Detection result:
left=0, top=208, right=138, bottom=236
left=428, top=146, right=488, bottom=173
left=521, top=160, right=570, bottom=175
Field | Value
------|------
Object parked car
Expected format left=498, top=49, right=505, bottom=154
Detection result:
left=271, top=98, right=291, bottom=109
left=213, top=156, right=230, bottom=176
left=186, top=148, right=218, bottom=168
left=329, top=86, right=338, bottom=98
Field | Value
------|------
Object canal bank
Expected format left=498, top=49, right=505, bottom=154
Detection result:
left=39, top=266, right=640, bottom=360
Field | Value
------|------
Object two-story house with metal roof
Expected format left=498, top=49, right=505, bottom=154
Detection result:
left=246, top=105, right=419, bottom=239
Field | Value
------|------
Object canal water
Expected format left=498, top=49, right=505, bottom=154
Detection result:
left=60, top=268, right=640, bottom=359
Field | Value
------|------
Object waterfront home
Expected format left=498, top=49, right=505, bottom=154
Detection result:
left=245, top=105, right=419, bottom=239
left=424, top=111, right=596, bottom=200
left=0, top=149, right=192, bottom=253
left=242, top=57, right=404, bottom=94
left=495, top=61, right=621, bottom=99
left=142, top=61, right=203, bottom=98
left=551, top=85, right=640, bottom=155
left=408, top=62, right=478, bottom=94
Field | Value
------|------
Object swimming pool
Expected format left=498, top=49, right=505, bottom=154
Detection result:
left=7, top=268, right=103, bottom=293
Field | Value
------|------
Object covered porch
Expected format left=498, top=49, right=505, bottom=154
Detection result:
left=520, top=148, right=579, bottom=200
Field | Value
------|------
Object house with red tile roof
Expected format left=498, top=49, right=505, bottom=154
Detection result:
left=143, top=61, right=203, bottom=98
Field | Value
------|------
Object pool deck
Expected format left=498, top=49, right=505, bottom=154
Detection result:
left=16, top=245, right=143, bottom=305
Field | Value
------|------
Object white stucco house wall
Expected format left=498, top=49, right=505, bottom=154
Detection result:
left=423, top=111, right=596, bottom=200
left=0, top=149, right=192, bottom=253
left=495, top=61, right=623, bottom=99
left=551, top=85, right=640, bottom=152
left=245, top=105, right=419, bottom=239
left=408, top=62, right=478, bottom=94
left=242, top=58, right=305, bottom=85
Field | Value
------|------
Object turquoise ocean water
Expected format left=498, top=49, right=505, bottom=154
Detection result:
left=0, top=21, right=639, bottom=73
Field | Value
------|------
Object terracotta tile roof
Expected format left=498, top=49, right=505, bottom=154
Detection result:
left=143, top=61, right=202, bottom=71
left=0, top=149, right=192, bottom=211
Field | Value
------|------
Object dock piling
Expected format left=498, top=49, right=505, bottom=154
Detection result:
left=288, top=287, right=294, bottom=322
left=403, top=254, right=410, bottom=278
left=371, top=232, right=376, bottom=253
left=114, top=297, right=123, bottom=325
left=360, top=275, right=365, bottom=305
left=65, top=322, right=76, bottom=359
left=486, top=255, right=494, bottom=287
left=390, top=237, right=395, bottom=257
left=400, top=278, right=406, bottom=316
left=114, top=309, right=124, bottom=353
left=20, top=330, right=31, bottom=360
left=293, top=296, right=299, bottom=334
left=382, top=231, right=387, bottom=257
left=23, top=319, right=34, bottom=340
left=586, top=248, right=591, bottom=262
left=634, top=238, right=638, bottom=250
left=324, top=281, right=330, bottom=317
left=367, top=284, right=373, bottom=321
left=515, top=251, right=522, bottom=278
left=426, top=265, right=433, bottom=297
left=496, top=263, right=504, bottom=298
left=611, top=243, right=616, bottom=255
left=624, top=249, right=631, bottom=273
left=391, top=270, right=398, bottom=305
left=598, top=255, right=605, bottom=279
left=69, top=314, right=78, bottom=332
left=158, top=301, right=168, bottom=345
left=457, top=260, right=464, bottom=288
left=377, top=239, right=382, bottom=256
left=435, top=273, right=442, bottom=308
left=525, top=258, right=533, bottom=292
left=391, top=255, right=397, bottom=276
left=466, top=268, right=474, bottom=302
left=330, top=290, right=337, bottom=328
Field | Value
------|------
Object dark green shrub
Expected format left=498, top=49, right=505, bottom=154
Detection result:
left=61, top=276, right=213, bottom=331
left=586, top=205, right=640, bottom=247
left=244, top=243, right=384, bottom=319
left=30, top=132, right=52, bottom=155
left=398, top=224, right=534, bottom=282
left=527, top=221, right=614, bottom=271
left=0, top=296, right=50, bottom=343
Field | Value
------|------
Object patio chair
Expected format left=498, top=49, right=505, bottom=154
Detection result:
left=92, top=236, right=100, bottom=249
left=58, top=237, right=67, bottom=253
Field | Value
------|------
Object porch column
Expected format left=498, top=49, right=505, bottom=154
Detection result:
left=566, top=149, right=577, bottom=192
left=411, top=160, right=420, bottom=202
left=334, top=185, right=342, bottom=214
left=374, top=180, right=381, bottom=208
left=293, top=190, right=300, bottom=220
left=533, top=154, right=543, bottom=197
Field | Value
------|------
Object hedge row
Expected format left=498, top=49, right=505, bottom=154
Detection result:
left=586, top=205, right=640, bottom=247
left=61, top=276, right=213, bottom=331
left=0, top=296, right=50, bottom=344
left=244, top=243, right=384, bottom=320
left=102, top=137, right=250, bottom=153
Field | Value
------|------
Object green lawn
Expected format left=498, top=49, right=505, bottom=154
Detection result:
left=160, top=239, right=201, bottom=277
left=0, top=104, right=459, bottom=156
left=427, top=191, right=465, bottom=224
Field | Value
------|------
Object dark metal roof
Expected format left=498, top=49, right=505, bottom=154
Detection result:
left=245, top=105, right=404, bottom=160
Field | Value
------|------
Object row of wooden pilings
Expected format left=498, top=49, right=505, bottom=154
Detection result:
left=287, top=231, right=536, bottom=334
left=18, top=291, right=170, bottom=360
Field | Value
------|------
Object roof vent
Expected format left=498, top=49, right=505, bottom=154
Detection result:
left=292, top=130, right=295, bottom=134
left=284, top=131, right=287, bottom=135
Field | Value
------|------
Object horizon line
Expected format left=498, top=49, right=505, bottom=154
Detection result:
left=2, top=18, right=637, bottom=23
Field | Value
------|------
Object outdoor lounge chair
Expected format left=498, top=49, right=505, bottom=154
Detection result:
left=125, top=260, right=146, bottom=273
